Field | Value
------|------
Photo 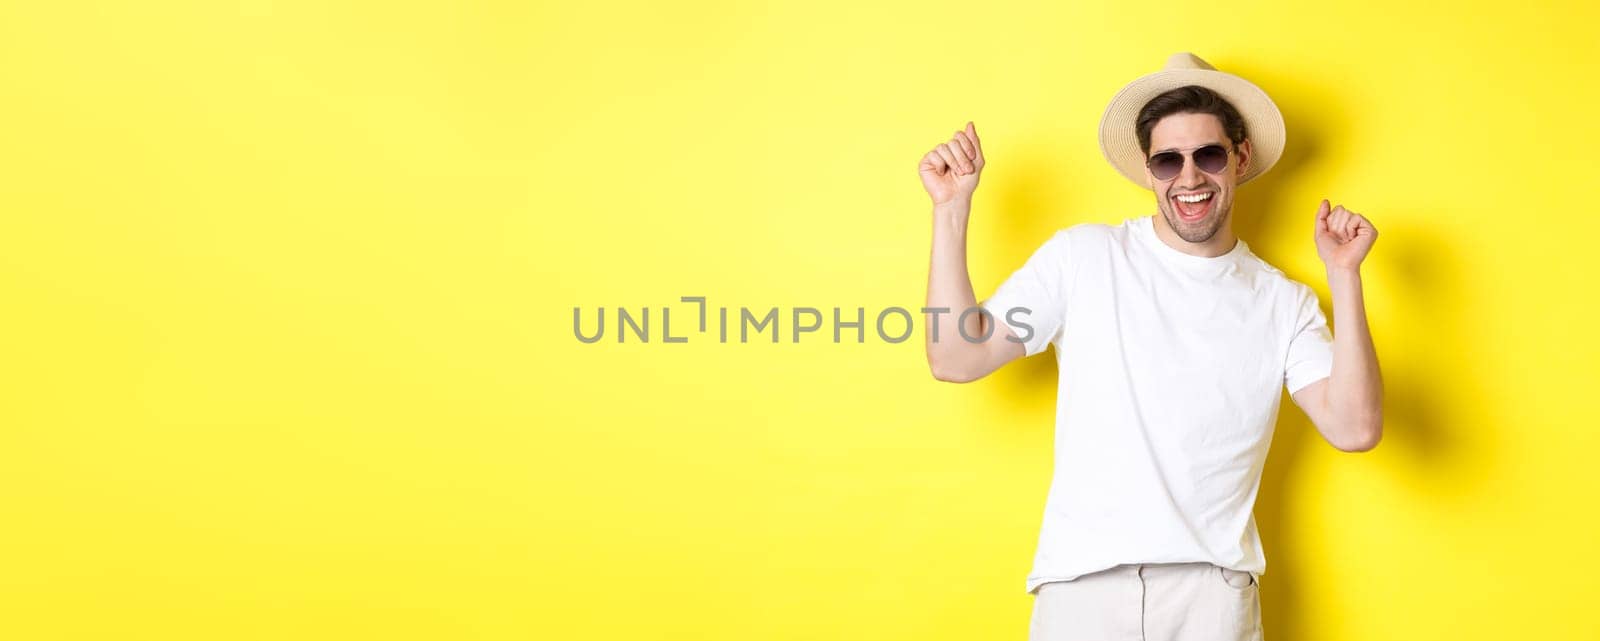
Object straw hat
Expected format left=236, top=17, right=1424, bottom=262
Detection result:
left=1098, top=52, right=1285, bottom=189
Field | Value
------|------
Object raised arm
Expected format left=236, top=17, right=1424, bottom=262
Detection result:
left=1292, top=199, right=1384, bottom=451
left=918, top=121, right=1025, bottom=383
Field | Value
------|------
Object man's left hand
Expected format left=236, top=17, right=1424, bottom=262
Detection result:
left=1314, top=199, right=1378, bottom=271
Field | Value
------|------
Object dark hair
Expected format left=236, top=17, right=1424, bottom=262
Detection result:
left=1135, top=85, right=1248, bottom=156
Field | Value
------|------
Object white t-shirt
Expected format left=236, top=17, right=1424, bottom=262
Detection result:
left=980, top=214, right=1335, bottom=595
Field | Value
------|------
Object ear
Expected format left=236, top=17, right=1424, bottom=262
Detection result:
left=1235, top=139, right=1253, bottom=177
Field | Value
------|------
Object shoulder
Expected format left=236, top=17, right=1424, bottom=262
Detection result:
left=1240, top=253, right=1323, bottom=312
left=1019, top=219, right=1143, bottom=275
left=1040, top=220, right=1127, bottom=253
left=1024, top=217, right=1151, bottom=265
left=1012, top=223, right=1117, bottom=279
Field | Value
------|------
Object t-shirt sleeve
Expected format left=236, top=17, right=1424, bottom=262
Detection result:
left=979, top=230, right=1072, bottom=358
left=1284, top=283, right=1335, bottom=395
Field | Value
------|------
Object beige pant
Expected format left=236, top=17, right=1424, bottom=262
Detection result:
left=1029, top=562, right=1263, bottom=641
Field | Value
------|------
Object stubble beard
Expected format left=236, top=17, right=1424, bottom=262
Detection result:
left=1159, top=197, right=1230, bottom=245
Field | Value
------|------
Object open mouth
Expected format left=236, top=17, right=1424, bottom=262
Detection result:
left=1172, top=191, right=1214, bottom=222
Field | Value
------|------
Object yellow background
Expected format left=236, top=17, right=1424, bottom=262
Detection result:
left=2, top=1, right=1596, bottom=639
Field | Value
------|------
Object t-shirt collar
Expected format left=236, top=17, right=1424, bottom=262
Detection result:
left=1133, top=214, right=1250, bottom=273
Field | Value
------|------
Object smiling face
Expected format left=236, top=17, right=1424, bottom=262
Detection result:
left=1145, top=112, right=1252, bottom=250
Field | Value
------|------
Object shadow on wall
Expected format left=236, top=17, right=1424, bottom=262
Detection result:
left=1235, top=58, right=1485, bottom=641
left=1252, top=216, right=1484, bottom=638
left=978, top=139, right=1075, bottom=423
left=965, top=57, right=1484, bottom=639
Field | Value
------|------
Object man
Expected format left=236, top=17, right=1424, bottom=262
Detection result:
left=917, top=53, right=1383, bottom=641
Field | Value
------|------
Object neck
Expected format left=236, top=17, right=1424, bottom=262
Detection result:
left=1152, top=212, right=1238, bottom=258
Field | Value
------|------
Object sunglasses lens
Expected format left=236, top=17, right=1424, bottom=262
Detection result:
left=1149, top=152, right=1183, bottom=180
left=1195, top=145, right=1230, bottom=174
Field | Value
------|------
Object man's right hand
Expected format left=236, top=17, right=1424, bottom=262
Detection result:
left=919, top=121, right=985, bottom=206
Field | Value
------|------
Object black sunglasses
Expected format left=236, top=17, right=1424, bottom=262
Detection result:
left=1145, top=144, right=1232, bottom=182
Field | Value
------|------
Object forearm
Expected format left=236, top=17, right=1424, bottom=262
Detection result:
left=1325, top=267, right=1384, bottom=446
left=924, top=198, right=990, bottom=379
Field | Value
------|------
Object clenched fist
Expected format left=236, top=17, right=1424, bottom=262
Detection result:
left=919, top=121, right=985, bottom=206
left=1315, top=199, right=1378, bottom=271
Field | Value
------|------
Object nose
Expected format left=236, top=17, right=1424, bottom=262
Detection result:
left=1176, top=154, right=1206, bottom=190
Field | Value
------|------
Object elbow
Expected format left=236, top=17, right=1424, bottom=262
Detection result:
left=929, top=361, right=978, bottom=384
left=927, top=354, right=980, bottom=383
left=1335, top=416, right=1384, bottom=453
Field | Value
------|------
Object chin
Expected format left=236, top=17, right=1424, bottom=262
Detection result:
left=1164, top=205, right=1226, bottom=244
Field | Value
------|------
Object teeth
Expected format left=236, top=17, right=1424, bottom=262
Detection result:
left=1175, top=192, right=1213, bottom=203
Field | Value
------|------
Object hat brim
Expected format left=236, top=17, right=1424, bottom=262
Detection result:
left=1098, top=68, right=1285, bottom=190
